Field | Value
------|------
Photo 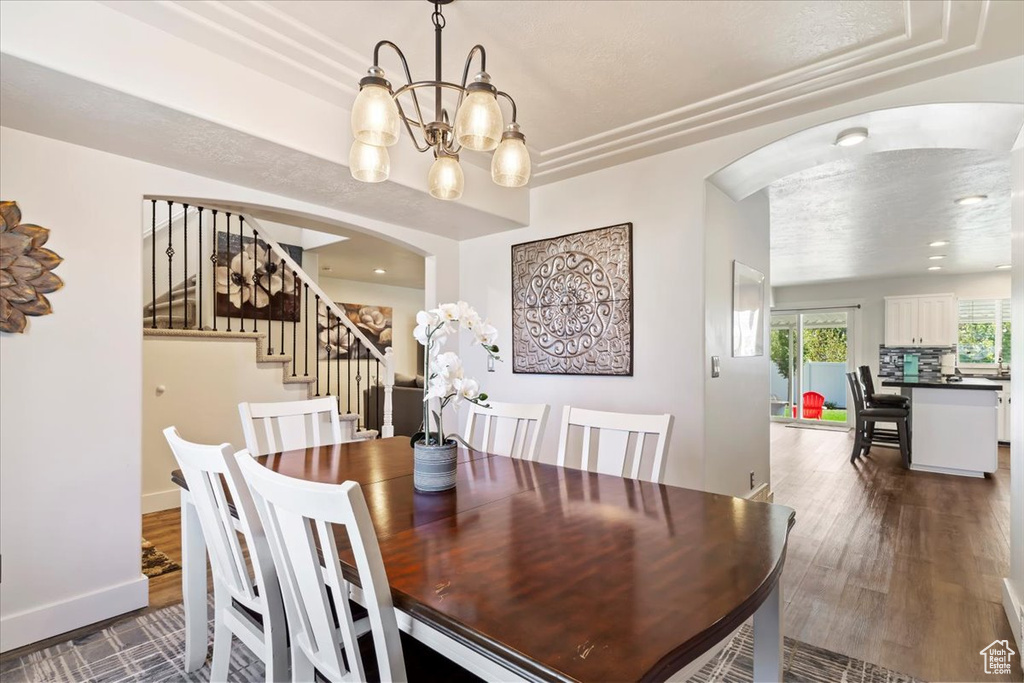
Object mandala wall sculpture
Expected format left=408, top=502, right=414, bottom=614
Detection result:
left=511, top=223, right=633, bottom=376
left=1, top=201, right=64, bottom=334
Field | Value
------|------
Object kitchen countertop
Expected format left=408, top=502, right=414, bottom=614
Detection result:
left=881, top=377, right=1001, bottom=391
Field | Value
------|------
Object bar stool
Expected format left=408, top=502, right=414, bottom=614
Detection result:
left=846, top=372, right=911, bottom=468
left=858, top=365, right=910, bottom=409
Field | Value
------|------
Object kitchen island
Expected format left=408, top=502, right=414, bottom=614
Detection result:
left=882, top=376, right=1000, bottom=477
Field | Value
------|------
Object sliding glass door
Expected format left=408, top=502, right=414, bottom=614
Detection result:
left=769, top=308, right=854, bottom=427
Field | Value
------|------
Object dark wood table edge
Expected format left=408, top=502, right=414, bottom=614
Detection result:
left=643, top=508, right=795, bottom=682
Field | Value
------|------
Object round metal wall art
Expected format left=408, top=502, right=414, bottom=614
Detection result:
left=0, top=201, right=64, bottom=334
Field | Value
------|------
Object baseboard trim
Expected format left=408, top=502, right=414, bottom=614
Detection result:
left=746, top=483, right=774, bottom=503
left=142, top=488, right=182, bottom=513
left=1, top=575, right=149, bottom=652
left=1002, top=578, right=1023, bottom=655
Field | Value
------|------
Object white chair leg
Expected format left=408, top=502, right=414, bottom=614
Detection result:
left=180, top=490, right=209, bottom=673
left=292, top=646, right=315, bottom=682
left=211, top=586, right=233, bottom=683
left=264, top=619, right=289, bottom=682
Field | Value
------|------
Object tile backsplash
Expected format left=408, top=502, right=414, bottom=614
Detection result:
left=879, top=345, right=955, bottom=380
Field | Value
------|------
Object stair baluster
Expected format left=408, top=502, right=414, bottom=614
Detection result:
left=265, top=240, right=273, bottom=353
left=166, top=201, right=174, bottom=329
left=225, top=212, right=232, bottom=332
left=150, top=199, right=157, bottom=329
left=210, top=210, right=218, bottom=331
left=182, top=204, right=189, bottom=328
left=303, top=282, right=309, bottom=377
left=354, top=337, right=362, bottom=428
left=335, top=316, right=341, bottom=401
left=325, top=307, right=332, bottom=396
left=198, top=207, right=204, bottom=330
left=314, top=294, right=321, bottom=396
left=250, top=225, right=259, bottom=335
left=291, top=276, right=297, bottom=375
left=347, top=328, right=353, bottom=414
left=375, top=358, right=381, bottom=434
left=365, top=344, right=370, bottom=431
left=279, top=259, right=286, bottom=356
left=239, top=216, right=247, bottom=333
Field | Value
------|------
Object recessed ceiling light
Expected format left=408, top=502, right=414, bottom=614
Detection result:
left=996, top=264, right=1011, bottom=270
left=954, top=194, right=987, bottom=206
left=929, top=255, right=946, bottom=260
left=929, top=241, right=948, bottom=247
left=321, top=265, right=332, bottom=272
left=928, top=266, right=942, bottom=271
left=373, top=268, right=387, bottom=274
left=835, top=127, right=868, bottom=147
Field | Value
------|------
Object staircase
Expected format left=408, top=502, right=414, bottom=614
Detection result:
left=142, top=198, right=395, bottom=441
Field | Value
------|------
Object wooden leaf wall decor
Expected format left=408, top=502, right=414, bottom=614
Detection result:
left=0, top=201, right=64, bottom=334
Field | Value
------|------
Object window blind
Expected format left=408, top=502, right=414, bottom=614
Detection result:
left=959, top=299, right=997, bottom=324
left=1001, top=299, right=1011, bottom=323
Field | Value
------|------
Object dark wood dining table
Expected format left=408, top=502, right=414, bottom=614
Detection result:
left=172, top=437, right=794, bottom=682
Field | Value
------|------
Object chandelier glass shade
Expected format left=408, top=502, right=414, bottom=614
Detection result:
left=349, top=1, right=531, bottom=199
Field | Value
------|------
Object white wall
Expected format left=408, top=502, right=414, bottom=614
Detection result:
left=317, top=277, right=425, bottom=377
left=142, top=337, right=309, bottom=512
left=459, top=57, right=1024, bottom=494
left=772, top=271, right=1011, bottom=380
left=0, top=126, right=460, bottom=652
left=704, top=187, right=771, bottom=496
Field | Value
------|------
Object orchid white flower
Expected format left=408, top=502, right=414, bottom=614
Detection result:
left=453, top=377, right=480, bottom=403
left=424, top=375, right=451, bottom=402
left=438, top=303, right=460, bottom=323
left=433, top=352, right=464, bottom=381
left=474, top=322, right=498, bottom=347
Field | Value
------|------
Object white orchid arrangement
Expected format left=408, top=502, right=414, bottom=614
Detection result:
left=413, top=301, right=500, bottom=446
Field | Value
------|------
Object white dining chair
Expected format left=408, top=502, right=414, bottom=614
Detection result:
left=239, top=396, right=344, bottom=456
left=556, top=406, right=673, bottom=483
left=162, top=427, right=287, bottom=683
left=237, top=453, right=403, bottom=682
left=464, top=401, right=550, bottom=460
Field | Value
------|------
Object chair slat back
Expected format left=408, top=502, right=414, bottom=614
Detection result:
left=859, top=365, right=877, bottom=396
left=239, top=397, right=343, bottom=456
left=556, top=407, right=673, bottom=483
left=465, top=401, right=550, bottom=460
left=847, top=372, right=866, bottom=413
left=238, top=455, right=406, bottom=683
left=162, top=427, right=277, bottom=611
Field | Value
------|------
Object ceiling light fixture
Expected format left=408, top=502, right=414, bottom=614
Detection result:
left=996, top=264, right=1011, bottom=270
left=929, top=255, right=946, bottom=260
left=373, top=268, right=387, bottom=274
left=928, top=266, right=942, bottom=271
left=929, top=241, right=949, bottom=247
left=349, top=0, right=530, bottom=199
left=954, top=194, right=988, bottom=206
left=835, top=127, right=868, bottom=147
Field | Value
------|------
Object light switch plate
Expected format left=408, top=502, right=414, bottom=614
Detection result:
left=711, top=356, right=721, bottom=378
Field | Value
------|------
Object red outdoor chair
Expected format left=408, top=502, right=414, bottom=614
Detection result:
left=802, top=391, right=825, bottom=420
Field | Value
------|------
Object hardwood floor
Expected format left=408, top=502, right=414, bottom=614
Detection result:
left=772, top=422, right=1018, bottom=683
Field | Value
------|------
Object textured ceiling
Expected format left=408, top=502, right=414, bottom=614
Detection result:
left=769, top=149, right=1012, bottom=286
left=102, top=0, right=1024, bottom=184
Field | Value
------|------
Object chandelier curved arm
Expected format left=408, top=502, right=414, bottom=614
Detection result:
left=372, top=40, right=427, bottom=131
left=496, top=91, right=519, bottom=123
left=459, top=45, right=487, bottom=89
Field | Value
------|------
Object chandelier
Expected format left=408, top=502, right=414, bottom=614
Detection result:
left=349, top=0, right=530, bottom=200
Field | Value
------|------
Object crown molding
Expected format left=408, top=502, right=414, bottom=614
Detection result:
left=101, top=0, right=1007, bottom=186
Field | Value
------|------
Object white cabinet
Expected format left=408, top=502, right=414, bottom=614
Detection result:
left=884, top=294, right=957, bottom=347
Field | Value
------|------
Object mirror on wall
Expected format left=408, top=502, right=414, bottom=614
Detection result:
left=732, top=260, right=765, bottom=358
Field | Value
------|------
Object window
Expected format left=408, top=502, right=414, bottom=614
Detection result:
left=958, top=299, right=1010, bottom=366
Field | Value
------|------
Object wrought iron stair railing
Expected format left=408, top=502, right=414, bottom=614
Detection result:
left=142, top=198, right=395, bottom=438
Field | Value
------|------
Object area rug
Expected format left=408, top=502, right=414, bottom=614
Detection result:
left=0, top=599, right=924, bottom=682
left=141, top=539, right=181, bottom=579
